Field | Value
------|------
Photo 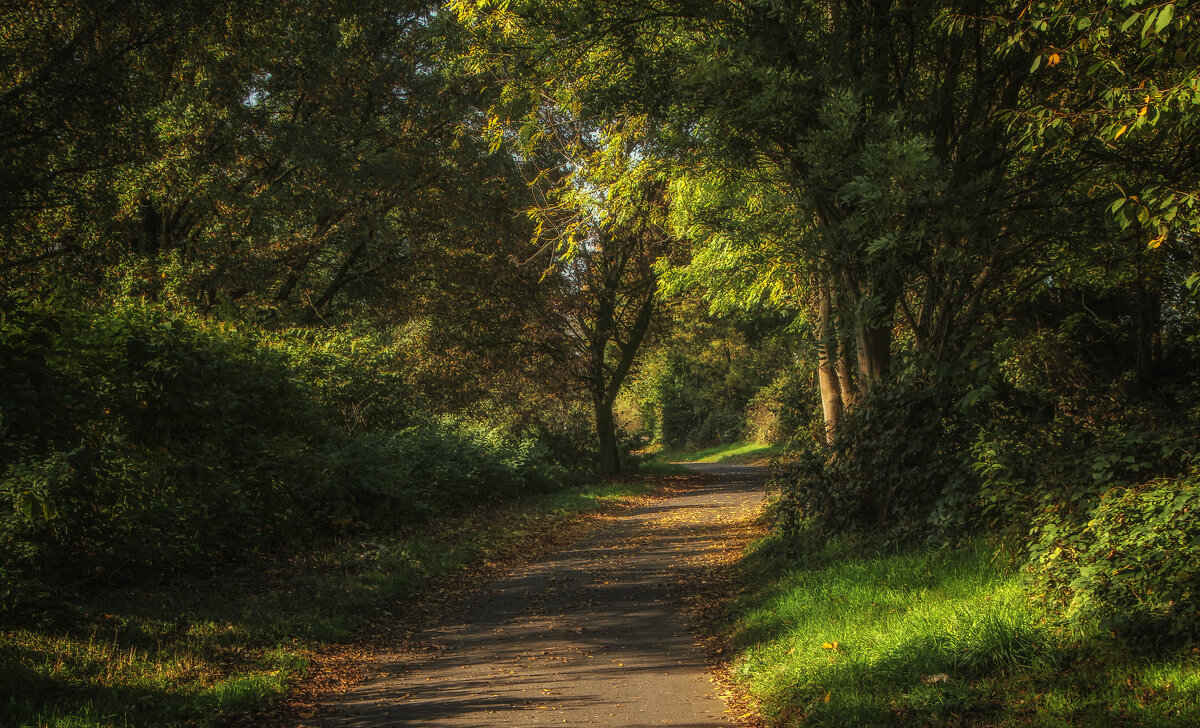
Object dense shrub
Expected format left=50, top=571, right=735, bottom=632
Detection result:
left=776, top=365, right=1200, bottom=640
left=744, top=369, right=819, bottom=446
left=0, top=301, right=580, bottom=611
left=1006, top=403, right=1200, bottom=642
left=1028, top=468, right=1200, bottom=643
left=775, top=382, right=978, bottom=544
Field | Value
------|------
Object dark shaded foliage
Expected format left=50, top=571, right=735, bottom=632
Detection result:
left=0, top=301, right=580, bottom=612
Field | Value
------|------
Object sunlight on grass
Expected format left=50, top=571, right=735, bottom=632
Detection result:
left=657, top=441, right=781, bottom=464
left=637, top=460, right=694, bottom=476
left=731, top=534, right=1200, bottom=727
left=0, top=480, right=653, bottom=728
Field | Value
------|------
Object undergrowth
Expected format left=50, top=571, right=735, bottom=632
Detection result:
left=731, top=530, right=1200, bottom=727
left=0, top=481, right=652, bottom=728
left=0, top=300, right=584, bottom=612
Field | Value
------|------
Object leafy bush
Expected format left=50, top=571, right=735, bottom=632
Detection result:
left=745, top=369, right=819, bottom=446
left=1031, top=469, right=1200, bottom=643
left=0, top=300, right=580, bottom=612
left=959, top=376, right=1200, bottom=639
left=632, top=351, right=760, bottom=449
left=776, top=382, right=978, bottom=544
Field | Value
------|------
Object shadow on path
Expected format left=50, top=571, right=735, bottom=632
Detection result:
left=308, top=465, right=766, bottom=728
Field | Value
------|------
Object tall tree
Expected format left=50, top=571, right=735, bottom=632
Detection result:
left=521, top=118, right=673, bottom=475
left=0, top=0, right=535, bottom=328
left=448, top=0, right=1069, bottom=436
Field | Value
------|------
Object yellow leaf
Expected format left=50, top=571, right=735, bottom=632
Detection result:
left=1114, top=124, right=1129, bottom=140
left=821, top=641, right=838, bottom=649
left=1048, top=52, right=1061, bottom=67
left=1148, top=234, right=1166, bottom=249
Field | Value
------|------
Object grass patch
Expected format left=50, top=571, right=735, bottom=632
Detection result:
left=0, top=480, right=654, bottom=728
left=656, top=441, right=781, bottom=465
left=730, top=532, right=1200, bottom=727
left=637, top=460, right=696, bottom=476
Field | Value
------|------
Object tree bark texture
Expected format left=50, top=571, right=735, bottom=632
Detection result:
left=816, top=275, right=844, bottom=443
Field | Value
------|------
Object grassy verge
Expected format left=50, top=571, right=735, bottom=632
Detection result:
left=637, top=460, right=697, bottom=476
left=654, top=441, right=782, bottom=465
left=0, top=481, right=655, bottom=728
left=730, top=531, right=1200, bottom=727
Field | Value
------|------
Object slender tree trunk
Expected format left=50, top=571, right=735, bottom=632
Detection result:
left=855, top=324, right=892, bottom=390
left=816, top=276, right=844, bottom=443
left=837, top=314, right=859, bottom=409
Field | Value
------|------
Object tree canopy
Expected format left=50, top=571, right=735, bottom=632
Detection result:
left=2, top=0, right=1200, bottom=673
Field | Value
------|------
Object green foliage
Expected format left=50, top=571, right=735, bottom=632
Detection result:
left=732, top=533, right=1200, bottom=728
left=997, top=0, right=1200, bottom=246
left=746, top=368, right=820, bottom=446
left=627, top=303, right=796, bottom=450
left=0, top=300, right=580, bottom=613
left=1037, top=470, right=1200, bottom=644
left=1003, top=406, right=1200, bottom=643
left=776, top=383, right=978, bottom=544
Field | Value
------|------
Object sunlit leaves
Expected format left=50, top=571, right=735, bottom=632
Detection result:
left=990, top=0, right=1200, bottom=253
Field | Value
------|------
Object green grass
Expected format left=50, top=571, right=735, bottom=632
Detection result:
left=730, top=531, right=1200, bottom=727
left=655, top=441, right=781, bottom=465
left=0, top=481, right=653, bottom=728
left=636, top=460, right=695, bottom=476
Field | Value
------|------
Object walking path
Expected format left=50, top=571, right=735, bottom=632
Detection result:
left=306, top=463, right=767, bottom=728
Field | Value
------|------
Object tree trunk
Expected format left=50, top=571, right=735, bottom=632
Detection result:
left=594, top=392, right=621, bottom=476
left=816, top=276, right=844, bottom=443
left=855, top=323, right=892, bottom=390
left=589, top=284, right=656, bottom=476
left=838, top=324, right=859, bottom=409
left=309, top=230, right=371, bottom=317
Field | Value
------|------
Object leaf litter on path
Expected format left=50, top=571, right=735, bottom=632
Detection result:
left=241, top=470, right=768, bottom=727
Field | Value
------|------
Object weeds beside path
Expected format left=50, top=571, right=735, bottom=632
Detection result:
left=728, top=532, right=1200, bottom=727
left=0, top=480, right=665, bottom=728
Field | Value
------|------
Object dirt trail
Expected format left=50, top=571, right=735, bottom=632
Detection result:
left=305, top=463, right=767, bottom=728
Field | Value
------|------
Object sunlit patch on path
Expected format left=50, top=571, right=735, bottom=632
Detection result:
left=302, top=465, right=767, bottom=727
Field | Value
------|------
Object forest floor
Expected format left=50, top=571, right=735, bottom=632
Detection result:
left=280, top=464, right=769, bottom=728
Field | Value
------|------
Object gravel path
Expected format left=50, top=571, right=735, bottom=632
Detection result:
left=306, top=463, right=767, bottom=728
